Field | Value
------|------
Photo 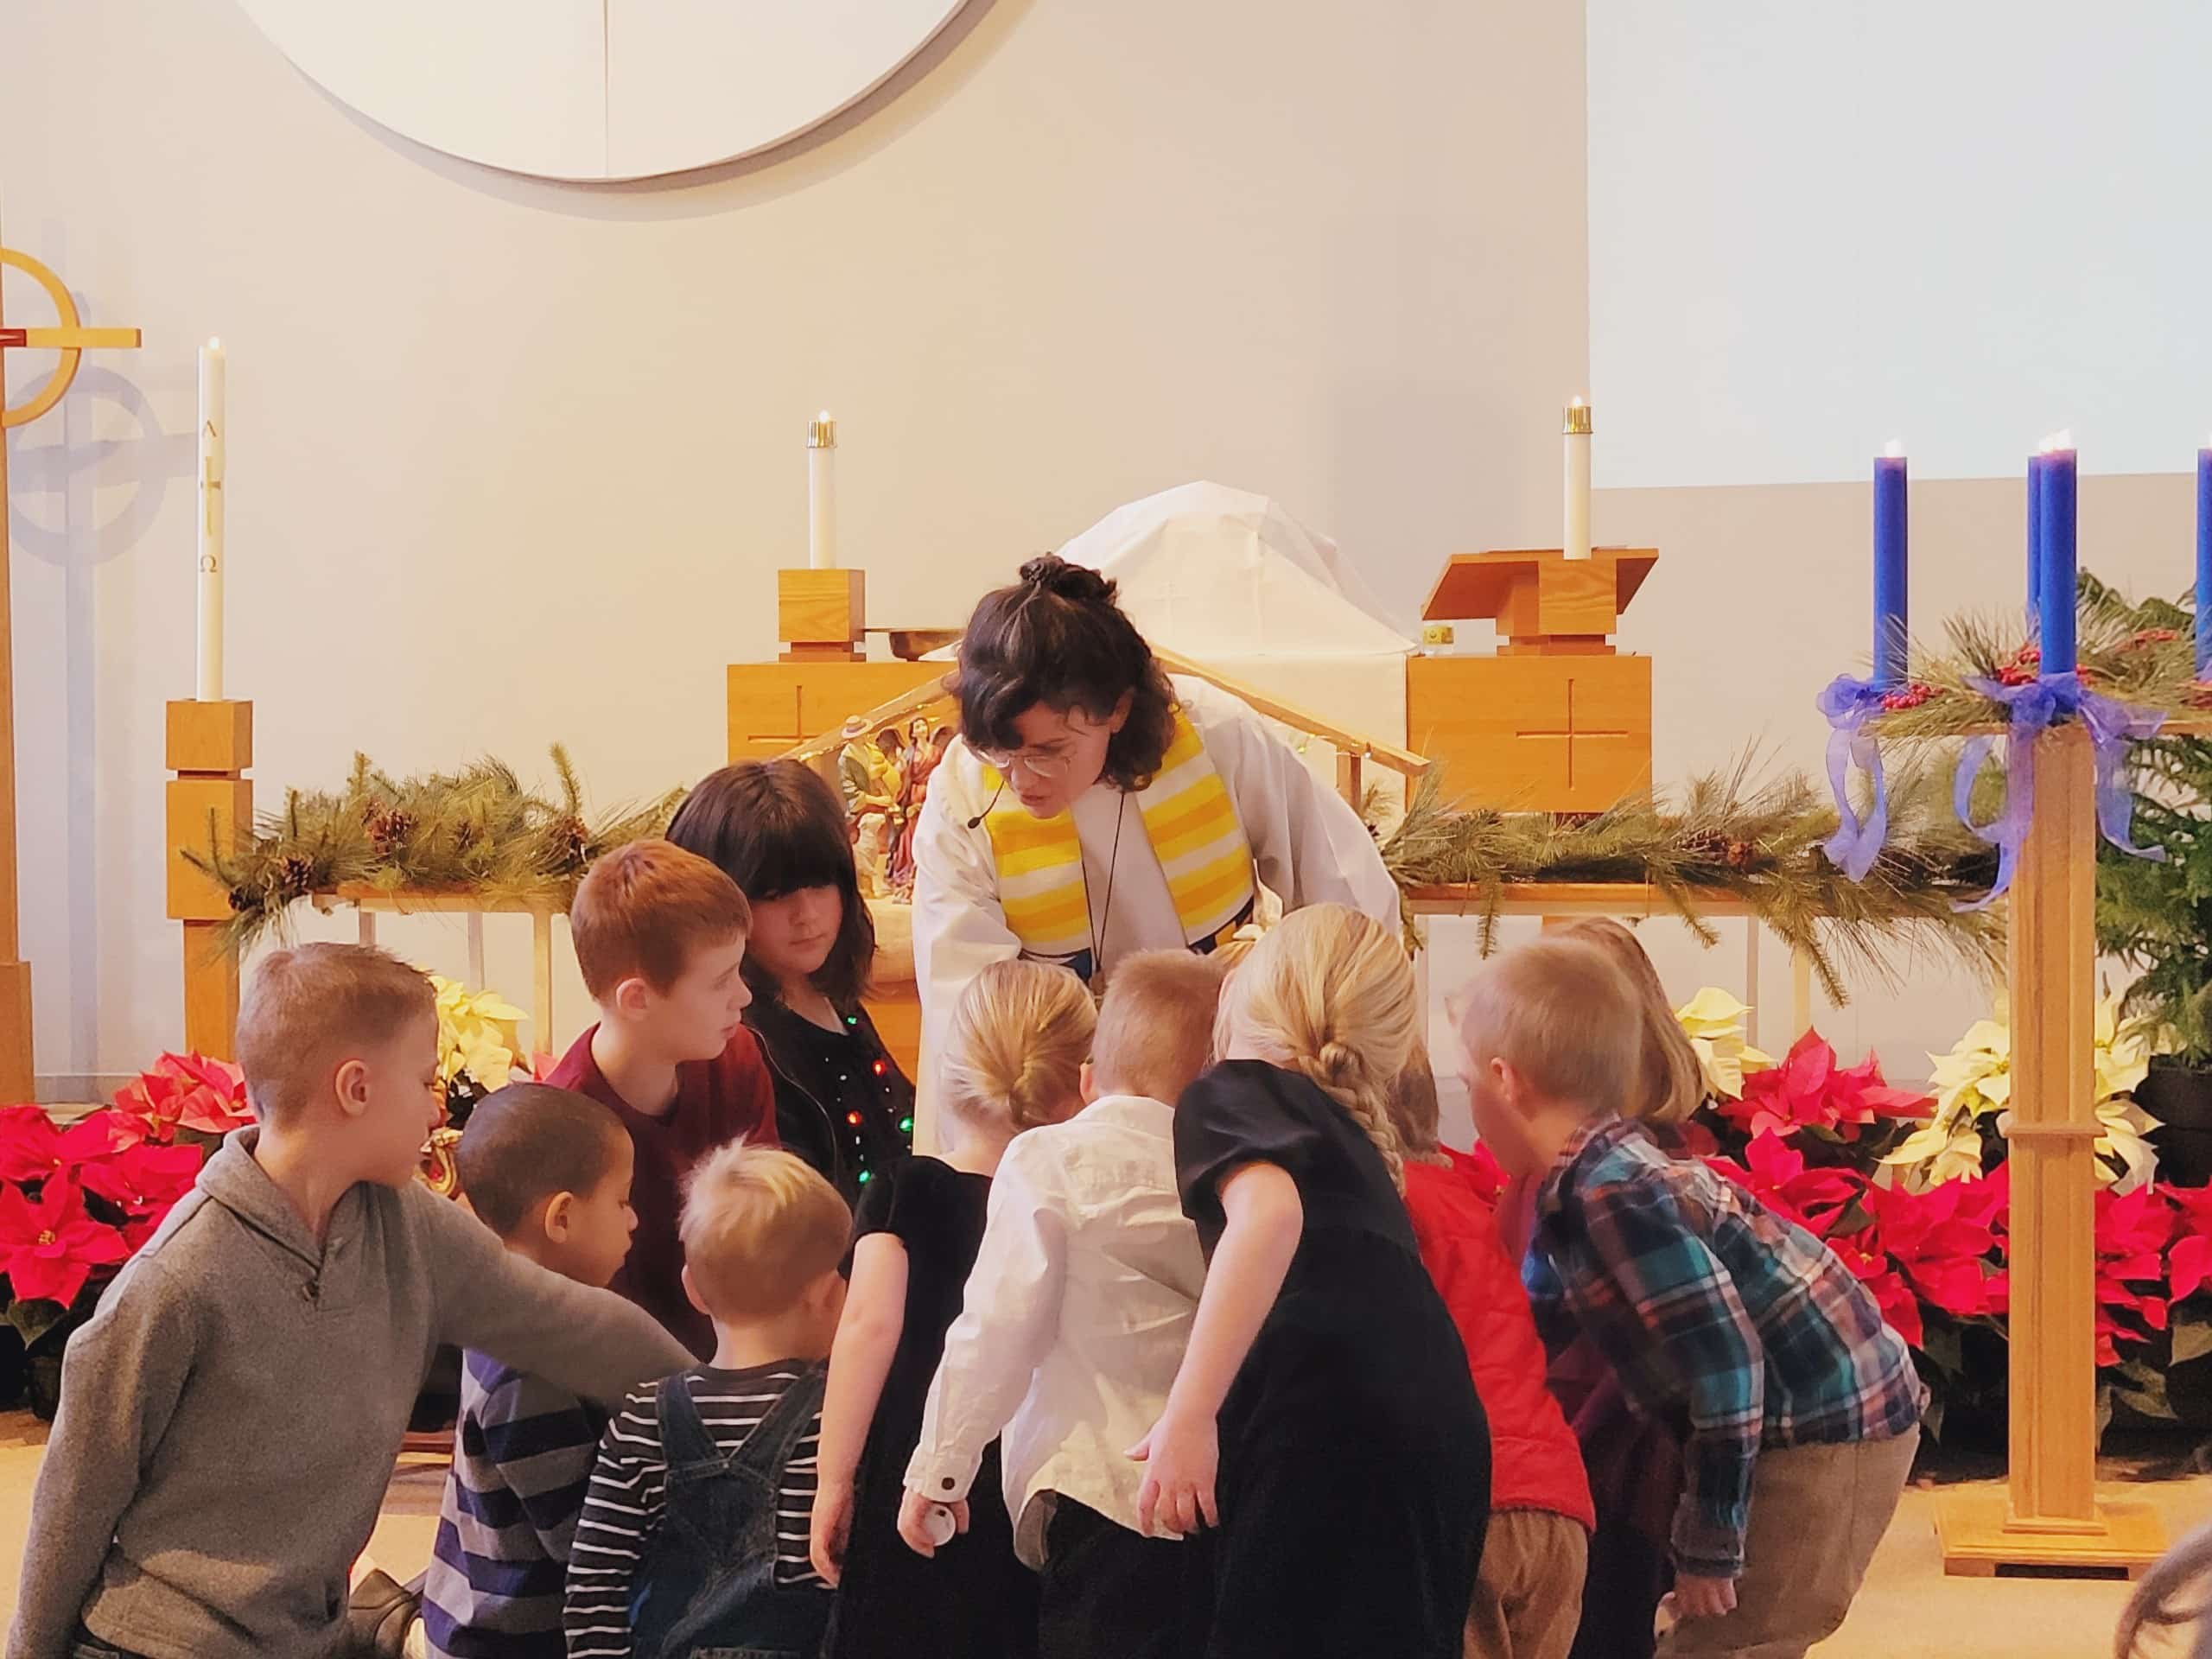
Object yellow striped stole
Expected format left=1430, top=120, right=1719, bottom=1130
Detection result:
left=984, top=704, right=1255, bottom=961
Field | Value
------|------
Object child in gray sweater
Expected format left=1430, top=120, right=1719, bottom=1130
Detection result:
left=5, top=944, right=693, bottom=1659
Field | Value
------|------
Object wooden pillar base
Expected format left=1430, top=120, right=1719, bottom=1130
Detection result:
left=0, top=958, right=31, bottom=1102
left=1936, top=722, right=2166, bottom=1580
left=1936, top=1493, right=2164, bottom=1578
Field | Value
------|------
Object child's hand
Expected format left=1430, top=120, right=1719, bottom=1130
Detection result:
left=810, top=1479, right=855, bottom=1586
left=1667, top=1573, right=1738, bottom=1623
left=895, top=1488, right=969, bottom=1558
left=1128, top=1408, right=1219, bottom=1538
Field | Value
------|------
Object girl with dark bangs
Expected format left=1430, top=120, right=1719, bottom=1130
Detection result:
left=667, top=760, right=914, bottom=1203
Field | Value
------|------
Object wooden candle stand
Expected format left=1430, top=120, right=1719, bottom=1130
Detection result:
left=1935, top=721, right=2164, bottom=1577
left=1412, top=548, right=1657, bottom=814
left=167, top=700, right=252, bottom=1058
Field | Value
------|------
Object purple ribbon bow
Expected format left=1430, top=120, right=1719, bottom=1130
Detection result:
left=1819, top=675, right=1891, bottom=881
left=1951, top=672, right=2166, bottom=912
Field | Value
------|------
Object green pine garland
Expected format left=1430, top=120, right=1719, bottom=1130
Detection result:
left=1381, top=754, right=2005, bottom=1004
left=183, top=746, right=682, bottom=952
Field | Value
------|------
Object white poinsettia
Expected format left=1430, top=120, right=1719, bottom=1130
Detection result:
left=1674, top=987, right=1776, bottom=1101
left=1884, top=995, right=2160, bottom=1192
left=429, top=975, right=530, bottom=1091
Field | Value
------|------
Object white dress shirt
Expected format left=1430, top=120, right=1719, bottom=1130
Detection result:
left=910, top=676, right=1401, bottom=1134
left=905, top=1093, right=1209, bottom=1567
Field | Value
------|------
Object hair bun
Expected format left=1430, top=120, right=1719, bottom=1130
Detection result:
left=1018, top=553, right=1117, bottom=607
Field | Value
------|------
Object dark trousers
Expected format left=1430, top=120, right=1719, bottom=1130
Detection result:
left=1039, top=1496, right=1213, bottom=1659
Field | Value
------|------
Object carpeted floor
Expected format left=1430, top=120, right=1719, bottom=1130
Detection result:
left=1, top=1411, right=2206, bottom=1655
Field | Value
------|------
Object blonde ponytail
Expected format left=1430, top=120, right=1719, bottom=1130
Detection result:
left=1221, top=906, right=1418, bottom=1192
left=942, top=959, right=1096, bottom=1135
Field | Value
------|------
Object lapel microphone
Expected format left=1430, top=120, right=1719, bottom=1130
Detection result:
left=965, top=779, right=1007, bottom=830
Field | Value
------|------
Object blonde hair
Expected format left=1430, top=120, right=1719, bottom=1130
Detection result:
left=237, top=944, right=435, bottom=1122
left=2119, top=1523, right=2212, bottom=1658
left=1387, top=1034, right=1450, bottom=1167
left=942, top=959, right=1096, bottom=1133
left=680, top=1143, right=851, bottom=1320
left=1452, top=936, right=1643, bottom=1119
left=1218, top=905, right=1416, bottom=1192
left=1094, top=950, right=1225, bottom=1103
left=1562, top=918, right=1707, bottom=1124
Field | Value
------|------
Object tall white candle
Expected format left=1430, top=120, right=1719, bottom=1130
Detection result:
left=807, top=410, right=836, bottom=570
left=1563, top=397, right=1592, bottom=561
left=197, top=339, right=226, bottom=701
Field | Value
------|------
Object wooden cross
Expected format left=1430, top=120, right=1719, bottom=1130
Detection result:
left=1515, top=675, right=1632, bottom=794
left=0, top=246, right=141, bottom=1101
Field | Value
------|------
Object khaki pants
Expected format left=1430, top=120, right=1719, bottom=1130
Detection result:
left=1656, top=1429, right=1919, bottom=1659
left=1465, top=1510, right=1590, bottom=1659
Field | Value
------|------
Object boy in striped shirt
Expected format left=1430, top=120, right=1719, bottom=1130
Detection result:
left=420, top=1084, right=644, bottom=1659
left=567, top=1145, right=849, bottom=1659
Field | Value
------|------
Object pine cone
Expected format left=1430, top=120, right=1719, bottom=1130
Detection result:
left=366, top=807, right=415, bottom=856
left=554, top=817, right=588, bottom=866
left=276, top=854, right=316, bottom=899
left=1677, top=829, right=1727, bottom=866
left=227, top=886, right=257, bottom=913
left=1724, top=837, right=1759, bottom=873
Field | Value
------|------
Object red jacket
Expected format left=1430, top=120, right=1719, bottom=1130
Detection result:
left=1403, top=1152, right=1595, bottom=1529
left=545, top=1024, right=777, bottom=1360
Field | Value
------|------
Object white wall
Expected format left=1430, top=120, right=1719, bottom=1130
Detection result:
left=1589, top=1, right=2212, bottom=487
left=3, top=0, right=1592, bottom=1091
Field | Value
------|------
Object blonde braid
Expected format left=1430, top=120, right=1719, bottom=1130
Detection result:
left=1228, top=906, right=1419, bottom=1193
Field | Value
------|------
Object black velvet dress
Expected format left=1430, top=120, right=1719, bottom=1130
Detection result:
left=1176, top=1059, right=1491, bottom=1659
left=824, top=1155, right=1037, bottom=1659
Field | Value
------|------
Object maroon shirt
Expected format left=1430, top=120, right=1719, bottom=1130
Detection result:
left=545, top=1023, right=778, bottom=1358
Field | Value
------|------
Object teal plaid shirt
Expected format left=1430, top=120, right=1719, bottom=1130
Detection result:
left=1529, top=1116, right=1925, bottom=1578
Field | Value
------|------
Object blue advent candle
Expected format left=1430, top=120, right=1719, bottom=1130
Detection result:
left=1872, top=445, right=1909, bottom=686
left=2025, top=451, right=2047, bottom=626
left=2197, top=442, right=2212, bottom=679
left=2039, top=443, right=2077, bottom=676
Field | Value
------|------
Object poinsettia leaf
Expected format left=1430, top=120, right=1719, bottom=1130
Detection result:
left=1920, top=1388, right=1948, bottom=1443
left=2171, top=1309, right=2212, bottom=1368
left=3, top=1295, right=70, bottom=1349
left=1918, top=1319, right=1966, bottom=1378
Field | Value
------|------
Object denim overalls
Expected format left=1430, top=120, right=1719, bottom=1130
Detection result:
left=630, top=1364, right=833, bottom=1659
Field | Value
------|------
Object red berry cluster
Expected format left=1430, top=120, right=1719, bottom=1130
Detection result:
left=1879, top=683, right=1936, bottom=711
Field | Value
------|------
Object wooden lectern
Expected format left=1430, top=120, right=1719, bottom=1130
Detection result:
left=1409, top=548, right=1657, bottom=813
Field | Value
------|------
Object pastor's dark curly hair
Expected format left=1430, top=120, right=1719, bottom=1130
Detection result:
left=951, top=555, right=1176, bottom=791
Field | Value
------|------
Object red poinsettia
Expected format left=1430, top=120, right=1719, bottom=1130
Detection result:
left=2093, top=1184, right=2178, bottom=1367
left=1853, top=1175, right=2005, bottom=1320
left=112, top=1052, right=253, bottom=1142
left=79, top=1141, right=206, bottom=1250
left=2165, top=1183, right=2212, bottom=1303
left=0, top=1104, right=145, bottom=1184
left=1707, top=1130, right=1866, bottom=1236
left=1827, top=1227, right=1926, bottom=1348
left=1715, top=1031, right=1933, bottom=1141
left=0, top=1175, right=129, bottom=1308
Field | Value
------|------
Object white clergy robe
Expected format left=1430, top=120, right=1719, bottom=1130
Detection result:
left=909, top=677, right=1399, bottom=1140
